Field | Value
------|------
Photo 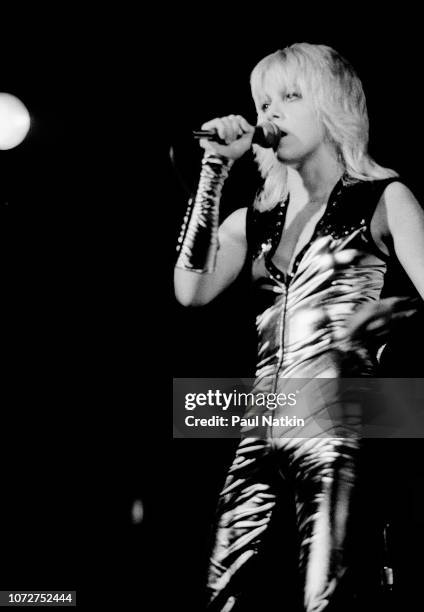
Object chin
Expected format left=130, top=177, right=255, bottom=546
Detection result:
left=275, top=150, right=301, bottom=166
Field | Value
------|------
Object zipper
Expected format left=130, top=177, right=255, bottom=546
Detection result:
left=272, top=273, right=292, bottom=392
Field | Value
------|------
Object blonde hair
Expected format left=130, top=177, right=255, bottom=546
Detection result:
left=250, top=42, right=398, bottom=211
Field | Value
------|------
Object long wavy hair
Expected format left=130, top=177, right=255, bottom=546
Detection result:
left=250, top=43, right=398, bottom=211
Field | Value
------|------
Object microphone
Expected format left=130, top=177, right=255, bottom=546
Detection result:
left=192, top=122, right=282, bottom=149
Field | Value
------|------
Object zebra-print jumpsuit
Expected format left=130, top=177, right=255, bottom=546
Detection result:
left=206, top=175, right=400, bottom=612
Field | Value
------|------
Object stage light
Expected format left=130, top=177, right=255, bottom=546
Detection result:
left=0, top=93, right=31, bottom=150
left=131, top=499, right=144, bottom=524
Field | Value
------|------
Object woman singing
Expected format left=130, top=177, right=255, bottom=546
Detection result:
left=174, top=42, right=424, bottom=611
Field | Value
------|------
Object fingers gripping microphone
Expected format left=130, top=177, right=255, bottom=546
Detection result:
left=192, top=122, right=282, bottom=149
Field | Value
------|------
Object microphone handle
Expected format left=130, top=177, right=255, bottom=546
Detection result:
left=192, top=124, right=281, bottom=149
left=192, top=129, right=224, bottom=142
left=192, top=129, right=255, bottom=145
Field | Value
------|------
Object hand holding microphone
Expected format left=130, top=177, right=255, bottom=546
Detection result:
left=193, top=115, right=281, bottom=160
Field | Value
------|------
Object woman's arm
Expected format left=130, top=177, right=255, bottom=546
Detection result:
left=174, top=207, right=247, bottom=306
left=348, top=182, right=424, bottom=343
left=379, top=181, right=424, bottom=300
left=174, top=114, right=255, bottom=307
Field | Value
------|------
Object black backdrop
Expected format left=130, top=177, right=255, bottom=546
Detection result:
left=0, top=8, right=149, bottom=609
left=0, top=7, right=423, bottom=610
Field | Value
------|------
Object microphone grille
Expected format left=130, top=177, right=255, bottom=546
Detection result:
left=254, top=122, right=282, bottom=149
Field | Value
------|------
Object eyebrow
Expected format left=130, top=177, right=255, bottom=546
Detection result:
left=257, top=84, right=300, bottom=104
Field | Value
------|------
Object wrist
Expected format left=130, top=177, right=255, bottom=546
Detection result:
left=202, top=151, right=235, bottom=169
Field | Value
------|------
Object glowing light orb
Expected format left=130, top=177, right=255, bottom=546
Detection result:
left=0, top=93, right=31, bottom=150
left=131, top=499, right=144, bottom=524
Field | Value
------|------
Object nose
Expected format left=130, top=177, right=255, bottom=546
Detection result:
left=265, top=100, right=285, bottom=122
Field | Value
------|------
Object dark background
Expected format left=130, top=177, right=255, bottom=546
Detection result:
left=0, top=7, right=423, bottom=611
left=0, top=8, right=147, bottom=609
left=170, top=12, right=424, bottom=612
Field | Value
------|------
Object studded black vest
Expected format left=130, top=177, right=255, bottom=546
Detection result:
left=245, top=175, right=399, bottom=390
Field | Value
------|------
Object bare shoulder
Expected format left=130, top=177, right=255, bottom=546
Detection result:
left=374, top=181, right=423, bottom=234
left=380, top=181, right=423, bottom=216
left=220, top=207, right=248, bottom=243
left=373, top=179, right=424, bottom=261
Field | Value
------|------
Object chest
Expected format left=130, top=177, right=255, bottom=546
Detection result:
left=271, top=201, right=327, bottom=276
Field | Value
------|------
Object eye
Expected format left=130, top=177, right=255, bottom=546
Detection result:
left=260, top=102, right=270, bottom=112
left=285, top=92, right=302, bottom=101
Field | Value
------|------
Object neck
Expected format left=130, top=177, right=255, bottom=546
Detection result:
left=288, top=146, right=344, bottom=204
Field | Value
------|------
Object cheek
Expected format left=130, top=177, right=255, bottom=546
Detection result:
left=304, top=117, right=325, bottom=143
